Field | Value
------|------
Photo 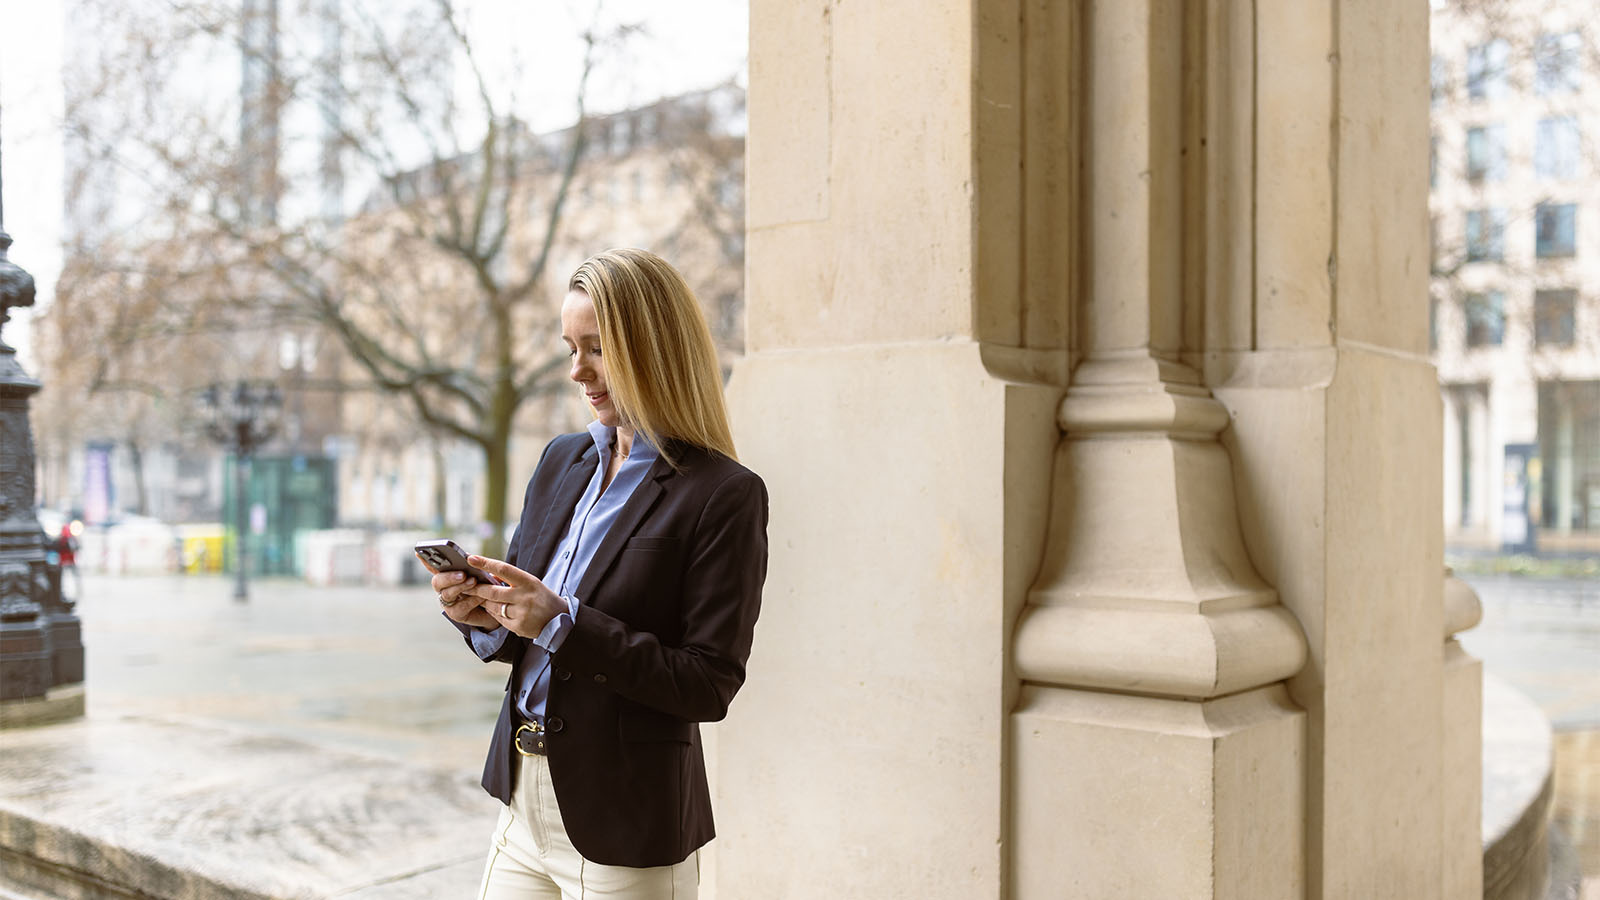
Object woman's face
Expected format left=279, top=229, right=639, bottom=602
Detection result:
left=561, top=289, right=620, bottom=427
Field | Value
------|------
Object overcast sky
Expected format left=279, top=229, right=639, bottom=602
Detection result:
left=0, top=0, right=748, bottom=368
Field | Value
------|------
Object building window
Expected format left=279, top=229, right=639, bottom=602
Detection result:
left=1432, top=55, right=1450, bottom=107
left=1465, top=124, right=1507, bottom=182
left=1536, top=31, right=1581, bottom=95
left=1535, top=289, right=1577, bottom=346
left=1535, top=116, right=1581, bottom=181
left=1535, top=203, right=1577, bottom=258
left=1464, top=291, right=1505, bottom=347
left=1467, top=40, right=1509, bottom=100
left=1466, top=208, right=1506, bottom=261
left=1536, top=380, right=1600, bottom=532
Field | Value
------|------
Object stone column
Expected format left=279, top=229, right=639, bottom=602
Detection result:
left=731, top=0, right=1456, bottom=898
left=1010, top=2, right=1305, bottom=897
left=1207, top=0, right=1462, bottom=896
left=1554, top=390, right=1574, bottom=534
left=1443, top=390, right=1462, bottom=531
left=721, top=1, right=1066, bottom=896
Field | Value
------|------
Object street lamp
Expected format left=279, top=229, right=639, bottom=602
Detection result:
left=200, top=381, right=282, bottom=601
left=0, top=121, right=83, bottom=722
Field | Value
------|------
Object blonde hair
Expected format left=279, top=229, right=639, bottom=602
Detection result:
left=568, top=248, right=736, bottom=464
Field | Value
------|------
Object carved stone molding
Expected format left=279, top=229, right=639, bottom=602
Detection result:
left=1014, top=353, right=1307, bottom=700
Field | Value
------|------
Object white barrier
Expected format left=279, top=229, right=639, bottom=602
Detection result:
left=298, top=529, right=370, bottom=586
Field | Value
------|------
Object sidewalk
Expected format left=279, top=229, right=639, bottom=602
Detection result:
left=0, top=574, right=507, bottom=898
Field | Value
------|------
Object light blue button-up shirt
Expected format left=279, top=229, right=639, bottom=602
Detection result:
left=467, top=419, right=658, bottom=722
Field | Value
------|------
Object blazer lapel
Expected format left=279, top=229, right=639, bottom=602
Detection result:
left=520, top=445, right=598, bottom=576
left=574, top=454, right=674, bottom=601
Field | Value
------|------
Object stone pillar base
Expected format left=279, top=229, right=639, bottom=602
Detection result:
left=1011, top=684, right=1304, bottom=899
left=0, top=684, right=85, bottom=729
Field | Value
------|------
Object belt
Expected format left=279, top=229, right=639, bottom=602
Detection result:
left=514, top=720, right=547, bottom=756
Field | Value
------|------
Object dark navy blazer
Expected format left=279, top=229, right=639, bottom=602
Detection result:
left=457, top=431, right=768, bottom=868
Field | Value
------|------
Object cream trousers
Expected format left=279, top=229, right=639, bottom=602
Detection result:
left=476, top=752, right=699, bottom=900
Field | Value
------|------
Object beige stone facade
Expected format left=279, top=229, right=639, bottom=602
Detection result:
left=1431, top=0, right=1600, bottom=553
left=721, top=1, right=1473, bottom=898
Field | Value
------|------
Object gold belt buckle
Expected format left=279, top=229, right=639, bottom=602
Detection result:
left=514, top=721, right=545, bottom=757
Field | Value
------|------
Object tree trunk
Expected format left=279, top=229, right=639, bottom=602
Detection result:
left=127, top=438, right=149, bottom=516
left=480, top=434, right=508, bottom=560
left=479, top=360, right=519, bottom=560
left=431, top=436, right=448, bottom=529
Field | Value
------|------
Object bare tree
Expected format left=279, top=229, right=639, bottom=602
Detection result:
left=45, top=0, right=728, bottom=556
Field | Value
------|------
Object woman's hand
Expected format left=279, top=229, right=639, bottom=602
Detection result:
left=432, top=570, right=498, bottom=631
left=460, top=555, right=569, bottom=639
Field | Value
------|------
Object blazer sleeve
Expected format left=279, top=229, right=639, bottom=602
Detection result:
left=552, top=468, right=769, bottom=722
left=446, top=439, right=555, bottom=665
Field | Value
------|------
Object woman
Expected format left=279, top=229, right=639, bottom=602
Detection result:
left=433, top=248, right=768, bottom=900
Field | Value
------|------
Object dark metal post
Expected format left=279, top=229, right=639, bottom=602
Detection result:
left=0, top=228, right=52, bottom=704
left=234, top=451, right=250, bottom=600
left=0, top=88, right=84, bottom=727
left=201, top=381, right=280, bottom=602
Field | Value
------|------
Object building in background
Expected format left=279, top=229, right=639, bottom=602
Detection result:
left=37, top=0, right=343, bottom=535
left=36, top=0, right=746, bottom=569
left=1431, top=0, right=1600, bottom=553
left=334, top=82, right=746, bottom=537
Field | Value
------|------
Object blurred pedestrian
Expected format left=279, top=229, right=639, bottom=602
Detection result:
left=432, top=249, right=768, bottom=899
left=57, top=519, right=81, bottom=601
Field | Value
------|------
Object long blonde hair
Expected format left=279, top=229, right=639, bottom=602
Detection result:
left=568, top=248, right=736, bottom=464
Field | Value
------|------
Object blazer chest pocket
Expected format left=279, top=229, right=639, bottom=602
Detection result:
left=619, top=709, right=694, bottom=744
left=624, top=536, right=680, bottom=552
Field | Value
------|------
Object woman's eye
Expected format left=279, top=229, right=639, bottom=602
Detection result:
left=590, top=346, right=603, bottom=357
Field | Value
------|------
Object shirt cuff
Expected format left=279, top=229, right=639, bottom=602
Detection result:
left=466, top=622, right=511, bottom=660
left=533, top=595, right=581, bottom=652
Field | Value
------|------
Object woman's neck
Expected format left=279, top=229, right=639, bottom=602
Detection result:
left=614, top=427, right=636, bottom=460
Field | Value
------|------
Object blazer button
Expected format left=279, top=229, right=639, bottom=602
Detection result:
left=546, top=716, right=565, bottom=733
left=593, top=673, right=608, bottom=684
left=554, top=668, right=571, bottom=681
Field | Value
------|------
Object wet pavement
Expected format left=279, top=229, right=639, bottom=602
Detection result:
left=70, top=573, right=507, bottom=770
left=1458, top=573, right=1600, bottom=899
left=0, top=573, right=507, bottom=898
left=0, top=571, right=1594, bottom=897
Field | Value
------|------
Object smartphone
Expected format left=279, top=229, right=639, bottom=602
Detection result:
left=414, top=539, right=504, bottom=585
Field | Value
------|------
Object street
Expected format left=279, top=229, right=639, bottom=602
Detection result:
left=73, top=572, right=507, bottom=771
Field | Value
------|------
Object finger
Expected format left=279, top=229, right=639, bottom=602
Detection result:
left=463, top=581, right=518, bottom=605
left=468, top=555, right=532, bottom=587
left=430, top=571, right=466, bottom=592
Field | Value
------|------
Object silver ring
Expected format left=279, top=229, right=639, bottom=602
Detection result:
left=500, top=602, right=509, bottom=617
left=437, top=592, right=451, bottom=607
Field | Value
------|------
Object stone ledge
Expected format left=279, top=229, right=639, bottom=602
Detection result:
left=0, top=714, right=497, bottom=899
left=0, top=685, right=84, bottom=731
left=1482, top=673, right=1583, bottom=900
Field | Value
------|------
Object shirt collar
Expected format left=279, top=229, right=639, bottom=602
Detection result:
left=586, top=419, right=660, bottom=465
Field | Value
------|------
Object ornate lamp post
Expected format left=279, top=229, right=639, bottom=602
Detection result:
left=0, top=126, right=84, bottom=723
left=200, top=381, right=281, bottom=601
